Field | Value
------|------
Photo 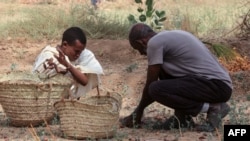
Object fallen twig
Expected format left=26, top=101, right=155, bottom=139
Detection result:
left=43, top=119, right=56, bottom=140
left=28, top=124, right=40, bottom=141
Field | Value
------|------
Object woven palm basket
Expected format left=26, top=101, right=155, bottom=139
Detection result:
left=54, top=90, right=122, bottom=140
left=0, top=71, right=73, bottom=127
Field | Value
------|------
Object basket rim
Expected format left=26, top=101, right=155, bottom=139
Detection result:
left=0, top=81, right=72, bottom=85
left=53, top=98, right=121, bottom=107
left=0, top=71, right=73, bottom=85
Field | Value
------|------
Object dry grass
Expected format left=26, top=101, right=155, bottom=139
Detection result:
left=0, top=0, right=248, bottom=40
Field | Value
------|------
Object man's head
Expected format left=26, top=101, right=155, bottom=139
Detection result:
left=128, top=23, right=156, bottom=55
left=61, top=27, right=87, bottom=61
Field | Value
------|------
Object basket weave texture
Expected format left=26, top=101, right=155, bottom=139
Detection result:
left=0, top=71, right=73, bottom=127
left=54, top=91, right=122, bottom=139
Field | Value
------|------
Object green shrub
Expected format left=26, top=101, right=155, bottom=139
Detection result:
left=127, top=0, right=166, bottom=30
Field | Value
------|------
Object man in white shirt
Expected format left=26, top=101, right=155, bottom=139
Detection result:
left=32, top=27, right=103, bottom=99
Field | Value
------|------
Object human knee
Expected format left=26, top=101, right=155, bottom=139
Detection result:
left=221, top=94, right=231, bottom=102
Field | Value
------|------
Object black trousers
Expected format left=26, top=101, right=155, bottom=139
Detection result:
left=148, top=73, right=232, bottom=116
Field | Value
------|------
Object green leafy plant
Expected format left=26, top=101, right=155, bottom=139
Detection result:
left=128, top=0, right=167, bottom=30
left=210, top=43, right=236, bottom=61
left=203, top=42, right=236, bottom=61
left=126, top=63, right=138, bottom=73
left=10, top=63, right=17, bottom=71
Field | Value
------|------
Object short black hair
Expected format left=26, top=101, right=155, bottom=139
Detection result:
left=62, top=27, right=87, bottom=46
left=128, top=23, right=154, bottom=47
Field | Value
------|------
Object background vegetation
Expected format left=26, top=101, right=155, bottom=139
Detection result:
left=0, top=0, right=248, bottom=81
left=0, top=0, right=249, bottom=40
left=1, top=0, right=249, bottom=72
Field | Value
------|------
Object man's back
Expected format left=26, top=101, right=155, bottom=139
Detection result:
left=147, top=30, right=232, bottom=88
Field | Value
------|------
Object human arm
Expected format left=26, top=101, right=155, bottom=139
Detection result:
left=55, top=46, right=88, bottom=86
left=121, top=64, right=161, bottom=128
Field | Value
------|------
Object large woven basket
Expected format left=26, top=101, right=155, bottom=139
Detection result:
left=0, top=71, right=73, bottom=127
left=54, top=90, right=122, bottom=140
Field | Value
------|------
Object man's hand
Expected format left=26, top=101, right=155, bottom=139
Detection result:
left=120, top=113, right=142, bottom=128
left=55, top=45, right=69, bottom=67
left=120, top=65, right=161, bottom=128
left=55, top=45, right=88, bottom=86
left=43, top=57, right=68, bottom=74
left=43, top=58, right=55, bottom=70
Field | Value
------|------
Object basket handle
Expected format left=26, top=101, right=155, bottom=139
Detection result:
left=96, top=85, right=100, bottom=98
left=37, top=83, right=52, bottom=92
left=95, top=85, right=111, bottom=97
left=96, top=86, right=115, bottom=97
